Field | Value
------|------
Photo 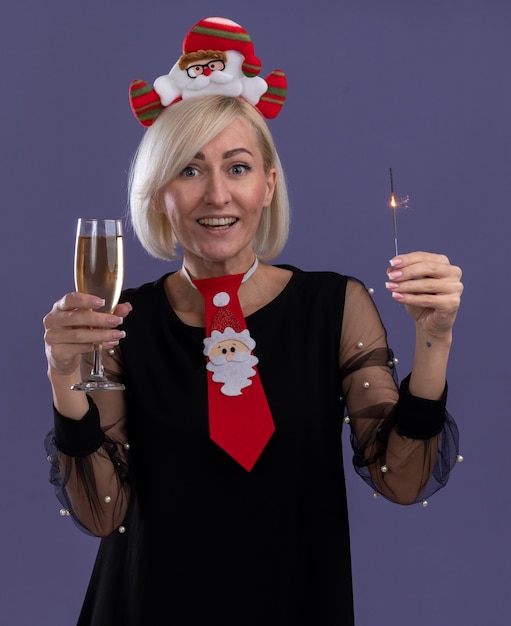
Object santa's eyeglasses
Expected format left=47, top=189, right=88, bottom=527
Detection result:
left=186, top=59, right=226, bottom=78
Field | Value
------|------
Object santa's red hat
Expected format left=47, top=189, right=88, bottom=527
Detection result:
left=211, top=302, right=244, bottom=334
left=182, top=16, right=262, bottom=78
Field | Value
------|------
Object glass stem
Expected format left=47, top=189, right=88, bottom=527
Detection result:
left=91, top=344, right=105, bottom=379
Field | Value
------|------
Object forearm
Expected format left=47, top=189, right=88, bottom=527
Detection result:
left=60, top=445, right=131, bottom=537
left=368, top=431, right=439, bottom=504
left=48, top=366, right=90, bottom=419
left=349, top=371, right=449, bottom=505
left=409, top=327, right=452, bottom=400
left=49, top=394, right=131, bottom=537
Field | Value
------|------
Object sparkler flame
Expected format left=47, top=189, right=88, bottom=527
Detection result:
left=388, top=168, right=410, bottom=256
left=389, top=168, right=399, bottom=256
left=394, top=194, right=410, bottom=210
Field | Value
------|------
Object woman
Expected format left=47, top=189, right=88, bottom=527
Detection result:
left=43, top=25, right=463, bottom=625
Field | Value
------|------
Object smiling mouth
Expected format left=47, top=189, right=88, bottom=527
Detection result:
left=198, top=217, right=238, bottom=228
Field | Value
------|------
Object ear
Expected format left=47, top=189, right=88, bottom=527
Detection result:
left=153, top=191, right=168, bottom=214
left=264, top=167, right=277, bottom=206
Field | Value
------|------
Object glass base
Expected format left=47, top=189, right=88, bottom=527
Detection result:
left=70, top=378, right=125, bottom=392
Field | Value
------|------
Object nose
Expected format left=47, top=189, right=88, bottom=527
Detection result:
left=204, top=171, right=232, bottom=206
left=203, top=67, right=211, bottom=76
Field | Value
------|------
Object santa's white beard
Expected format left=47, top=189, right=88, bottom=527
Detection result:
left=182, top=72, right=243, bottom=97
left=207, top=351, right=258, bottom=396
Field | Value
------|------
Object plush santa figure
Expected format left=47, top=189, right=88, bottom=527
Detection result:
left=129, top=16, right=287, bottom=126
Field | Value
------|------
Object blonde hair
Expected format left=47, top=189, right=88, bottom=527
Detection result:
left=128, top=95, right=290, bottom=261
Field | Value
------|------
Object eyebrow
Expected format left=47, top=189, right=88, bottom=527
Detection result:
left=193, top=148, right=254, bottom=160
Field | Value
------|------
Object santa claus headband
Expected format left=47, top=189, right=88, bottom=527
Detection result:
left=129, top=16, right=287, bottom=127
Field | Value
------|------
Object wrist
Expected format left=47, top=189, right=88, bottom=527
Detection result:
left=48, top=367, right=90, bottom=419
left=47, top=362, right=82, bottom=382
left=415, top=326, right=453, bottom=349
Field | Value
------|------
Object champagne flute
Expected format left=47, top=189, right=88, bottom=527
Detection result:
left=71, top=218, right=125, bottom=391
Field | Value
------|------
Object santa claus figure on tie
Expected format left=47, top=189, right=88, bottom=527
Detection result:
left=203, top=310, right=259, bottom=397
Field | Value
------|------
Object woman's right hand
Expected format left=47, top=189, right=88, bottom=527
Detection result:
left=43, top=292, right=132, bottom=378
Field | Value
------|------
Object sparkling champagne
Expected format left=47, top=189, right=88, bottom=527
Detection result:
left=74, top=235, right=124, bottom=313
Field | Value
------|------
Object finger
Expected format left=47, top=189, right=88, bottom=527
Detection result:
left=388, top=276, right=462, bottom=296
left=44, top=306, right=124, bottom=332
left=72, top=327, right=126, bottom=344
left=56, top=291, right=106, bottom=312
left=113, top=301, right=133, bottom=317
left=388, top=252, right=453, bottom=279
left=389, top=251, right=450, bottom=269
left=387, top=287, right=462, bottom=312
left=387, top=258, right=461, bottom=284
left=45, top=324, right=126, bottom=347
left=43, top=292, right=105, bottom=330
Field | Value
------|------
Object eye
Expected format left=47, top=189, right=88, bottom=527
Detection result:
left=181, top=166, right=198, bottom=178
left=230, top=163, right=250, bottom=175
left=208, top=60, right=224, bottom=71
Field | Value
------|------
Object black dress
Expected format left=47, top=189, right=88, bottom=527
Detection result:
left=46, top=266, right=459, bottom=625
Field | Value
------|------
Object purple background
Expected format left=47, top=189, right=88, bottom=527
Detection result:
left=2, top=1, right=509, bottom=624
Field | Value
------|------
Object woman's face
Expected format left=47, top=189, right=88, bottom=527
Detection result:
left=161, top=117, right=276, bottom=273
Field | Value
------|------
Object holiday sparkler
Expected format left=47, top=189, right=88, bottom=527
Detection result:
left=388, top=169, right=410, bottom=256
left=389, top=167, right=398, bottom=256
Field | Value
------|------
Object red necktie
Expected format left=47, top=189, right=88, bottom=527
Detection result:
left=192, top=272, right=275, bottom=471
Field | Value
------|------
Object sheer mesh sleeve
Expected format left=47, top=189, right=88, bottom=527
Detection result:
left=340, top=277, right=459, bottom=505
left=45, top=348, right=131, bottom=537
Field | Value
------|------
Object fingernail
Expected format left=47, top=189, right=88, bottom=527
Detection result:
left=387, top=270, right=402, bottom=280
left=108, top=316, right=123, bottom=325
left=385, top=282, right=399, bottom=290
left=92, top=297, right=106, bottom=307
left=391, top=291, right=405, bottom=300
left=389, top=257, right=402, bottom=267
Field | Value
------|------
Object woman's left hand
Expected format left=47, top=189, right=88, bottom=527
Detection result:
left=385, top=251, right=463, bottom=339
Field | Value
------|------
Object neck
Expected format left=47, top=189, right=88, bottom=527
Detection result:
left=181, top=257, right=259, bottom=290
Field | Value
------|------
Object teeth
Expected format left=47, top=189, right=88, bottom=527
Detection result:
left=199, top=217, right=237, bottom=226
